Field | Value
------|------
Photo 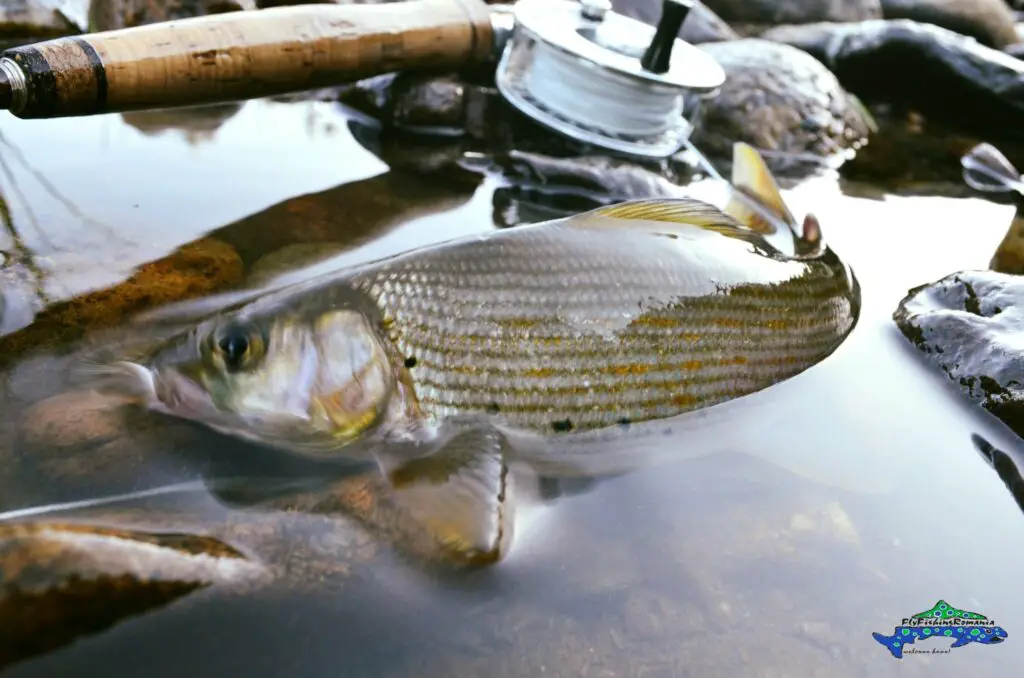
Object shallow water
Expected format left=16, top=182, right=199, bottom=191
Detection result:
left=1, top=97, right=1023, bottom=678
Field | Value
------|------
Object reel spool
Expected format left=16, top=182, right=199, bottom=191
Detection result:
left=495, top=0, right=726, bottom=159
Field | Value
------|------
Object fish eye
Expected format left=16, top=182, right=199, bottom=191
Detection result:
left=210, top=322, right=265, bottom=373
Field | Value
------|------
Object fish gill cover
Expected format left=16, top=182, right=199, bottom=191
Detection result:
left=872, top=600, right=1008, bottom=659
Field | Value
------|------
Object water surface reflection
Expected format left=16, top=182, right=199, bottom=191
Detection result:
left=1, top=99, right=1023, bottom=678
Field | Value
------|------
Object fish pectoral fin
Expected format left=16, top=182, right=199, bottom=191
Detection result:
left=375, top=423, right=515, bottom=566
left=723, top=142, right=798, bottom=236
left=950, top=634, right=974, bottom=648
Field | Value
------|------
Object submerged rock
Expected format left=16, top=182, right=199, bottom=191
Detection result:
left=893, top=270, right=1024, bottom=440
left=693, top=39, right=873, bottom=162
left=700, top=0, right=881, bottom=30
left=0, top=237, right=243, bottom=370
left=879, top=0, right=1019, bottom=49
left=762, top=20, right=1024, bottom=142
left=0, top=521, right=264, bottom=670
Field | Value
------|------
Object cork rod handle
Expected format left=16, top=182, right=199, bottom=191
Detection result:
left=0, top=0, right=495, bottom=119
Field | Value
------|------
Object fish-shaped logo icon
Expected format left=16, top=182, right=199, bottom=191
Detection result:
left=872, top=600, right=1008, bottom=658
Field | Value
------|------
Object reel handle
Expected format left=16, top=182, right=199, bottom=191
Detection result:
left=640, top=0, right=693, bottom=74
left=0, top=0, right=495, bottom=119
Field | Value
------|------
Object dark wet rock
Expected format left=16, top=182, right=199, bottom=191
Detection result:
left=0, top=0, right=255, bottom=47
left=837, top=107, right=1006, bottom=195
left=481, top=150, right=688, bottom=226
left=893, top=270, right=1024, bottom=440
left=490, top=151, right=686, bottom=201
left=0, top=521, right=263, bottom=670
left=693, top=39, right=873, bottom=161
left=89, top=0, right=256, bottom=31
left=880, top=0, right=1019, bottom=49
left=338, top=72, right=542, bottom=149
left=611, top=0, right=738, bottom=43
left=0, top=237, right=243, bottom=370
left=762, top=20, right=1024, bottom=142
left=0, top=0, right=83, bottom=40
left=700, top=0, right=881, bottom=33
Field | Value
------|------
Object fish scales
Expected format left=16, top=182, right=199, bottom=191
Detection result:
left=346, top=220, right=857, bottom=434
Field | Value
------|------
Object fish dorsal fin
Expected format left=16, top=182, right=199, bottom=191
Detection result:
left=724, top=142, right=798, bottom=236
left=583, top=198, right=756, bottom=241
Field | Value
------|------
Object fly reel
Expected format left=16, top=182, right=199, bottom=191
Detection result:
left=494, top=0, right=727, bottom=159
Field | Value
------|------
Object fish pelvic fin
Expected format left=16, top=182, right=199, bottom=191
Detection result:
left=375, top=420, right=515, bottom=566
left=872, top=631, right=906, bottom=659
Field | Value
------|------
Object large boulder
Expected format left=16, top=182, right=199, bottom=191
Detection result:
left=893, top=270, right=1024, bottom=440
left=762, top=20, right=1024, bottom=142
left=699, top=0, right=882, bottom=31
left=879, top=0, right=1019, bottom=49
left=693, top=39, right=873, bottom=161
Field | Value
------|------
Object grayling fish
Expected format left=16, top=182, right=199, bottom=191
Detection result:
left=81, top=143, right=860, bottom=563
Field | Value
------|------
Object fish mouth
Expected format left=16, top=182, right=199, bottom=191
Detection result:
left=990, top=636, right=1005, bottom=643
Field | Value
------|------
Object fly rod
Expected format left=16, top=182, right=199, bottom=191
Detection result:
left=0, top=0, right=498, bottom=119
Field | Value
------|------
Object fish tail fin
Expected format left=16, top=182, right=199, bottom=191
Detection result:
left=872, top=632, right=905, bottom=659
left=724, top=142, right=822, bottom=255
left=962, top=143, right=1022, bottom=195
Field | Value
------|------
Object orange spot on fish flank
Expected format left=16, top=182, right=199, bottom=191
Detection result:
left=672, top=393, right=698, bottom=407
left=632, top=315, right=680, bottom=329
left=524, top=367, right=558, bottom=378
left=680, top=360, right=703, bottom=371
left=763, top=319, right=793, bottom=330
left=710, top=317, right=744, bottom=328
left=681, top=333, right=701, bottom=343
left=608, top=363, right=651, bottom=376
left=718, top=355, right=747, bottom=366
